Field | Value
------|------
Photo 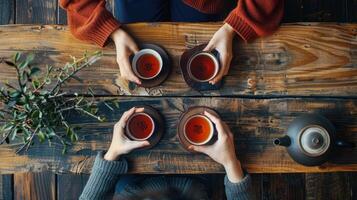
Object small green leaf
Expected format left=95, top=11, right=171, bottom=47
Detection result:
left=10, top=127, right=18, bottom=140
left=2, top=123, right=14, bottom=132
left=9, top=91, right=21, bottom=98
left=30, top=67, right=41, bottom=76
left=90, top=107, right=98, bottom=114
left=14, top=52, right=21, bottom=62
left=31, top=110, right=40, bottom=118
left=113, top=101, right=120, bottom=109
left=70, top=131, right=78, bottom=142
left=47, top=128, right=56, bottom=137
left=32, top=80, right=40, bottom=89
left=18, top=60, right=29, bottom=69
left=62, top=144, right=67, bottom=154
left=66, top=127, right=73, bottom=137
left=38, top=130, right=46, bottom=143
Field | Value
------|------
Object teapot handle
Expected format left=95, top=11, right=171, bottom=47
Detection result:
left=335, top=139, right=355, bottom=148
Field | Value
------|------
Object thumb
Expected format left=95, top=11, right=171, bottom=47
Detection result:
left=203, top=40, right=215, bottom=52
left=189, top=145, right=208, bottom=154
left=129, top=140, right=150, bottom=150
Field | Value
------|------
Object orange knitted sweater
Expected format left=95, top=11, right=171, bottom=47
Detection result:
left=60, top=0, right=283, bottom=47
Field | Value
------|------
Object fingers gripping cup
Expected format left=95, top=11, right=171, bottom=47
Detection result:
left=126, top=112, right=155, bottom=141
left=132, top=49, right=163, bottom=80
left=184, top=114, right=214, bottom=145
left=188, top=52, right=219, bottom=82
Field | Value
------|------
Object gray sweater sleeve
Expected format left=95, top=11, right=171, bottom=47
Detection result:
left=79, top=152, right=128, bottom=200
left=224, top=173, right=252, bottom=200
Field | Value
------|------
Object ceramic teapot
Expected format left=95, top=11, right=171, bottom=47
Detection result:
left=274, top=114, right=354, bottom=166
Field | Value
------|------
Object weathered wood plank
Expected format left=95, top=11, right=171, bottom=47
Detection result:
left=57, top=174, right=89, bottom=200
left=57, top=1, right=67, bottom=25
left=0, top=97, right=356, bottom=174
left=14, top=172, right=55, bottom=200
left=0, top=174, right=13, bottom=200
left=262, top=173, right=305, bottom=200
left=0, top=23, right=356, bottom=97
left=15, top=0, right=57, bottom=24
left=0, top=0, right=14, bottom=25
left=305, top=173, right=353, bottom=200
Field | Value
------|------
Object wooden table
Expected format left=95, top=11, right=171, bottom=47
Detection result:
left=0, top=23, right=356, bottom=175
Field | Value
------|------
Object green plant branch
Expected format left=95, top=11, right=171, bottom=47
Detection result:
left=15, top=126, right=39, bottom=153
left=50, top=52, right=101, bottom=94
left=1, top=51, right=104, bottom=154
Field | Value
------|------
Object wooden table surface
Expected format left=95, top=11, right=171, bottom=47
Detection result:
left=0, top=23, right=356, bottom=174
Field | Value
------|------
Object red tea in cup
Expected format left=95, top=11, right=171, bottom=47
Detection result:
left=132, top=49, right=163, bottom=80
left=188, top=52, right=219, bottom=82
left=127, top=113, right=155, bottom=140
left=184, top=115, right=214, bottom=145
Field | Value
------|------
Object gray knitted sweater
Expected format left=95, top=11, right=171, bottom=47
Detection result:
left=80, top=152, right=252, bottom=200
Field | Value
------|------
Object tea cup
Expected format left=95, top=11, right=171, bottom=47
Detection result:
left=187, top=52, right=219, bottom=82
left=132, top=49, right=163, bottom=80
left=183, top=114, right=214, bottom=145
left=126, top=112, right=155, bottom=141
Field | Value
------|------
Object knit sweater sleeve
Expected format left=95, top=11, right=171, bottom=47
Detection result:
left=79, top=152, right=128, bottom=200
left=224, top=173, right=252, bottom=200
left=225, top=0, right=284, bottom=42
left=59, top=0, right=120, bottom=47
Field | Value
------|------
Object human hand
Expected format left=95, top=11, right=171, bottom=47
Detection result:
left=111, top=28, right=141, bottom=84
left=203, top=23, right=235, bottom=85
left=104, top=107, right=150, bottom=161
left=189, top=111, right=244, bottom=182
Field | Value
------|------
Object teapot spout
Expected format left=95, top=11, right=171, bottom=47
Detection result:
left=274, top=136, right=291, bottom=147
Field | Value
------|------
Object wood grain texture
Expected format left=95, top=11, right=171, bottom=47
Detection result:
left=15, top=0, right=57, bottom=24
left=57, top=174, right=89, bottom=200
left=305, top=173, right=353, bottom=200
left=57, top=1, right=67, bottom=25
left=0, top=23, right=356, bottom=97
left=0, top=97, right=356, bottom=174
left=0, top=175, right=12, bottom=200
left=14, top=172, right=55, bottom=200
left=262, top=173, right=305, bottom=200
left=0, top=0, right=14, bottom=25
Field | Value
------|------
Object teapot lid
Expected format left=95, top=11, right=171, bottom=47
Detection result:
left=299, top=125, right=330, bottom=157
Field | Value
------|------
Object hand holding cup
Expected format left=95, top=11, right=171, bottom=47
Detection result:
left=189, top=111, right=244, bottom=183
left=104, top=107, right=150, bottom=161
